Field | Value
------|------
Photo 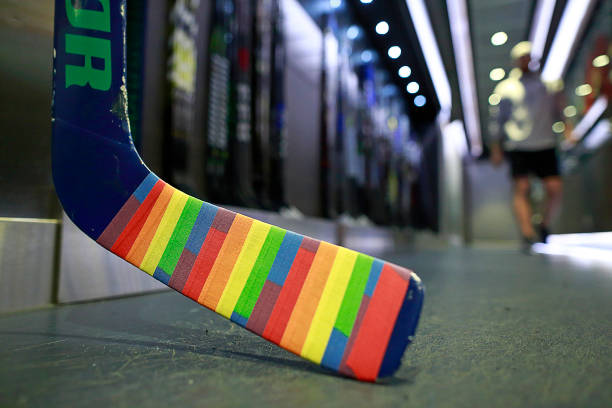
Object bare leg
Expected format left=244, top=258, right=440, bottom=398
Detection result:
left=513, top=177, right=535, bottom=239
left=542, top=176, right=563, bottom=228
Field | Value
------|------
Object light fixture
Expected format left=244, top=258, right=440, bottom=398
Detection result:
left=330, top=0, right=342, bottom=8
left=489, top=68, right=505, bottom=81
left=406, top=81, right=419, bottom=94
left=360, top=0, right=373, bottom=4
left=571, top=96, right=608, bottom=141
left=529, top=0, right=557, bottom=63
left=509, top=67, right=522, bottom=79
left=388, top=46, right=401, bottom=59
left=488, top=93, right=501, bottom=105
left=583, top=119, right=611, bottom=150
left=446, top=0, right=482, bottom=156
left=593, top=54, right=610, bottom=68
left=406, top=0, right=452, bottom=121
left=346, top=25, right=359, bottom=40
left=414, top=95, right=426, bottom=107
left=552, top=121, right=565, bottom=133
left=490, top=31, right=508, bottom=46
left=387, top=116, right=399, bottom=130
left=398, top=66, right=411, bottom=78
left=375, top=21, right=389, bottom=35
left=361, top=50, right=373, bottom=63
left=563, top=105, right=577, bottom=117
left=541, top=0, right=598, bottom=82
left=575, top=84, right=592, bottom=96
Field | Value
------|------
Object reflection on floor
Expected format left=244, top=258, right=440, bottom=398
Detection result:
left=1, top=247, right=611, bottom=407
left=533, top=231, right=612, bottom=266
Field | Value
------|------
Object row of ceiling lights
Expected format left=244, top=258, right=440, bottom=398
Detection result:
left=334, top=0, right=426, bottom=107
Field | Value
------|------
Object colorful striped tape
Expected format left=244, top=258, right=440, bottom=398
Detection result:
left=96, top=174, right=419, bottom=381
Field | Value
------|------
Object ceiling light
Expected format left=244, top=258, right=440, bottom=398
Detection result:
left=361, top=50, right=373, bottom=63
left=593, top=54, right=610, bottom=68
left=387, top=116, right=399, bottom=130
left=563, top=105, right=577, bottom=117
left=583, top=119, right=611, bottom=150
left=398, top=66, right=411, bottom=78
left=490, top=32, right=508, bottom=46
left=360, top=0, right=373, bottom=3
left=529, top=0, right=557, bottom=63
left=488, top=93, right=501, bottom=105
left=406, top=82, right=419, bottom=94
left=406, top=0, right=452, bottom=121
left=572, top=96, right=608, bottom=141
left=346, top=25, right=359, bottom=40
left=541, top=0, right=598, bottom=82
left=375, top=21, right=389, bottom=35
left=414, top=95, right=426, bottom=107
left=446, top=0, right=482, bottom=156
left=388, top=46, right=401, bottom=59
left=330, top=0, right=342, bottom=8
left=489, top=68, right=505, bottom=81
left=509, top=67, right=522, bottom=79
left=552, top=121, right=565, bottom=133
left=575, top=84, right=592, bottom=96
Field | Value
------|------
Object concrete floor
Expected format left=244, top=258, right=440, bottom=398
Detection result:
left=1, top=248, right=611, bottom=407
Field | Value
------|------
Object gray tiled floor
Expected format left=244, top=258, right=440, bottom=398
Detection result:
left=1, top=248, right=611, bottom=407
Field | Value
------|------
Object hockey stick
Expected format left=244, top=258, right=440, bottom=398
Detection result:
left=52, top=0, right=423, bottom=382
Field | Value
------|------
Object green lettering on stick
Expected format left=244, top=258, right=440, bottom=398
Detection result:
left=65, top=34, right=111, bottom=91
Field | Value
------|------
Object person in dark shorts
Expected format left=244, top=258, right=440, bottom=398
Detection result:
left=490, top=41, right=564, bottom=249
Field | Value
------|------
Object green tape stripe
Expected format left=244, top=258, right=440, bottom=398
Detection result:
left=334, top=254, right=374, bottom=337
left=156, top=197, right=202, bottom=275
left=233, top=226, right=286, bottom=318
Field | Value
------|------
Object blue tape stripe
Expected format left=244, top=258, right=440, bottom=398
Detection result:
left=133, top=173, right=159, bottom=203
left=153, top=267, right=170, bottom=285
left=364, top=259, right=384, bottom=297
left=184, top=202, right=218, bottom=254
left=266, top=231, right=303, bottom=286
left=231, top=312, right=248, bottom=327
left=321, top=328, right=349, bottom=371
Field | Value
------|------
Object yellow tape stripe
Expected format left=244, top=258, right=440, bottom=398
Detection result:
left=300, top=247, right=358, bottom=363
left=139, top=190, right=189, bottom=274
left=216, top=220, right=271, bottom=318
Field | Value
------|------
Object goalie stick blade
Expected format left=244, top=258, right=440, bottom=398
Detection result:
left=52, top=0, right=423, bottom=382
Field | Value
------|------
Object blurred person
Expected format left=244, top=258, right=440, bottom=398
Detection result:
left=489, top=41, right=564, bottom=251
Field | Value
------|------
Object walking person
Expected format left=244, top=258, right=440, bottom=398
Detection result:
left=490, top=41, right=565, bottom=250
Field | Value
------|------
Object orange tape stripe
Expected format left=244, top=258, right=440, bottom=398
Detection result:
left=280, top=242, right=338, bottom=355
left=125, top=184, right=174, bottom=266
left=198, top=214, right=253, bottom=309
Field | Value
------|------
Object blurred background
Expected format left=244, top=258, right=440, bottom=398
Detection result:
left=0, top=0, right=610, bottom=312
